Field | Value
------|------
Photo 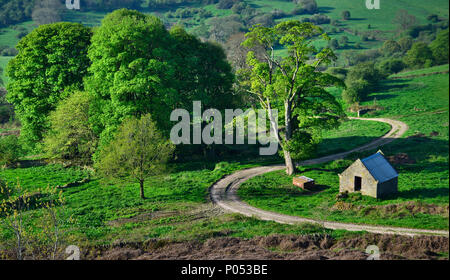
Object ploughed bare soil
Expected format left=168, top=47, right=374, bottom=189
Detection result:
left=87, top=233, right=448, bottom=260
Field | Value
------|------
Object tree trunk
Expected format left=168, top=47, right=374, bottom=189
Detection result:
left=283, top=149, right=295, bottom=175
left=139, top=180, right=145, bottom=199
left=283, top=101, right=295, bottom=175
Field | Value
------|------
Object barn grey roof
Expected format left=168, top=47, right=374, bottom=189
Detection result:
left=361, top=152, right=398, bottom=183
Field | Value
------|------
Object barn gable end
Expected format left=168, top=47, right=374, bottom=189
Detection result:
left=339, top=151, right=398, bottom=198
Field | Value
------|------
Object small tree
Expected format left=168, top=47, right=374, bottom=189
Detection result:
left=398, top=36, right=413, bottom=53
left=338, top=36, right=349, bottom=47
left=381, top=40, right=401, bottom=56
left=341, top=10, right=351, bottom=20
left=0, top=135, right=24, bottom=167
left=31, top=0, right=64, bottom=25
left=43, top=91, right=97, bottom=165
left=392, top=10, right=417, bottom=31
left=95, top=114, right=174, bottom=199
left=329, top=38, right=339, bottom=50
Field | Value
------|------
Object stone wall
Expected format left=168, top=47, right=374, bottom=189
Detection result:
left=339, top=159, right=378, bottom=198
left=377, top=177, right=398, bottom=198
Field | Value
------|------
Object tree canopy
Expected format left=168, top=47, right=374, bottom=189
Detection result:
left=85, top=9, right=235, bottom=155
left=6, top=22, right=92, bottom=146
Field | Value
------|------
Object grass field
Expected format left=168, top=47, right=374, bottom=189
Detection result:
left=239, top=71, right=449, bottom=230
left=390, top=64, right=449, bottom=78
left=0, top=117, right=391, bottom=246
left=0, top=56, right=13, bottom=85
left=318, top=119, right=391, bottom=157
left=0, top=160, right=350, bottom=246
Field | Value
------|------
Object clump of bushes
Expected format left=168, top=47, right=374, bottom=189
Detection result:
left=0, top=135, right=24, bottom=167
left=377, top=59, right=406, bottom=76
left=295, top=0, right=318, bottom=14
left=342, top=62, right=384, bottom=104
left=166, top=8, right=212, bottom=19
left=43, top=91, right=97, bottom=165
left=216, top=0, right=238, bottom=9
left=403, top=42, right=434, bottom=69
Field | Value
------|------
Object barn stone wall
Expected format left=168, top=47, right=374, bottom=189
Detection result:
left=377, top=177, right=398, bottom=198
left=339, top=159, right=378, bottom=198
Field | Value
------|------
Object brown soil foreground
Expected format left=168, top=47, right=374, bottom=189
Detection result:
left=88, top=233, right=448, bottom=260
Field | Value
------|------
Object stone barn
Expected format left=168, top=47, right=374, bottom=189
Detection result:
left=338, top=151, right=398, bottom=198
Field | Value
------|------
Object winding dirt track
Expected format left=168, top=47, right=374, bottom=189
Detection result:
left=210, top=117, right=449, bottom=237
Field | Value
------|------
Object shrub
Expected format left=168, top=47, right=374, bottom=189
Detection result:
left=43, top=91, right=97, bottom=165
left=296, top=0, right=317, bottom=14
left=397, top=36, right=413, bottom=52
left=381, top=40, right=401, bottom=56
left=310, top=14, right=330, bottom=25
left=430, top=28, right=449, bottom=65
left=0, top=47, right=18, bottom=56
left=290, top=5, right=305, bottom=15
left=378, top=59, right=406, bottom=76
left=0, top=135, right=24, bottom=167
left=216, top=0, right=237, bottom=9
left=342, top=62, right=383, bottom=104
left=403, top=42, right=434, bottom=69
left=342, top=79, right=370, bottom=104
left=339, top=36, right=349, bottom=46
left=341, top=10, right=350, bottom=20
left=328, top=38, right=339, bottom=50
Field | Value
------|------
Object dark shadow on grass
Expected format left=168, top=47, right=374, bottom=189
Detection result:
left=367, top=94, right=397, bottom=101
left=396, top=187, right=449, bottom=201
left=376, top=80, right=410, bottom=92
left=317, top=7, right=335, bottom=13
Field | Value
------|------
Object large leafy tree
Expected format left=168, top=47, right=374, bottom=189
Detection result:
left=85, top=9, right=175, bottom=148
left=6, top=22, right=92, bottom=146
left=241, top=21, right=345, bottom=175
left=95, top=114, right=174, bottom=199
left=86, top=9, right=236, bottom=153
left=168, top=25, right=235, bottom=117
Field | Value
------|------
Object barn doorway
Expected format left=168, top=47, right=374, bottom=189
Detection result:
left=354, top=176, right=362, bottom=191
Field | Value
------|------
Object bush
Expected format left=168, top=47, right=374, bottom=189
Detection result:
left=347, top=62, right=384, bottom=86
left=0, top=47, right=18, bottom=56
left=216, top=0, right=237, bottom=9
left=341, top=10, right=350, bottom=20
left=342, top=79, right=370, bottom=104
left=430, top=28, right=449, bottom=65
left=291, top=5, right=305, bottom=15
left=43, top=91, right=97, bottom=165
left=310, top=14, right=330, bottom=25
left=397, top=36, right=413, bottom=52
left=403, top=42, right=434, bottom=69
left=377, top=59, right=406, bottom=76
left=0, top=135, right=23, bottom=167
left=328, top=38, right=339, bottom=50
left=342, top=62, right=383, bottom=104
left=381, top=40, right=401, bottom=56
left=339, top=36, right=349, bottom=46
left=296, top=0, right=317, bottom=14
